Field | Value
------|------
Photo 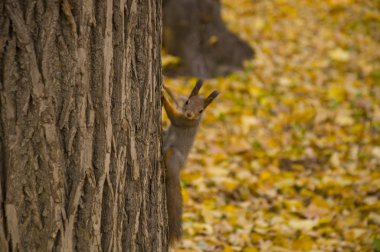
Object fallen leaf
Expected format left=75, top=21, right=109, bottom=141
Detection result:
left=329, top=48, right=350, bottom=62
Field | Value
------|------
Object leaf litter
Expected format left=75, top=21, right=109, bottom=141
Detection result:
left=163, top=0, right=380, bottom=251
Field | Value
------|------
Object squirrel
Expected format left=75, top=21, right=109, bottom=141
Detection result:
left=162, top=80, right=219, bottom=246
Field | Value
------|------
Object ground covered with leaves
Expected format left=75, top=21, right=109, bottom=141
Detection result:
left=163, top=0, right=380, bottom=251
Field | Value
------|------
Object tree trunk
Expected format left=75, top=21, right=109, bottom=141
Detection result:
left=0, top=0, right=167, bottom=251
left=163, top=0, right=254, bottom=78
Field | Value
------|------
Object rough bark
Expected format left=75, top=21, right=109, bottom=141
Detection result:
left=0, top=0, right=167, bottom=251
left=163, top=0, right=254, bottom=78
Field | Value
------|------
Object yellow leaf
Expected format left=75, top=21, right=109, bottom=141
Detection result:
left=250, top=232, right=262, bottom=243
left=248, top=85, right=263, bottom=97
left=314, top=107, right=331, bottom=123
left=284, top=199, right=303, bottom=210
left=327, top=85, right=346, bottom=102
left=162, top=54, right=181, bottom=67
left=259, top=171, right=272, bottom=181
left=279, top=77, right=292, bottom=87
left=373, top=106, right=380, bottom=122
left=255, top=218, right=269, bottom=228
left=330, top=152, right=340, bottom=167
left=292, top=234, right=313, bottom=250
left=222, top=204, right=237, bottom=214
left=224, top=245, right=234, bottom=252
left=328, top=0, right=353, bottom=6
left=372, top=146, right=380, bottom=161
left=289, top=219, right=318, bottom=230
left=226, top=138, right=251, bottom=154
left=344, top=228, right=367, bottom=240
left=181, top=186, right=191, bottom=203
left=223, top=178, right=239, bottom=191
left=335, top=109, right=354, bottom=126
left=243, top=247, right=258, bottom=252
left=293, top=104, right=316, bottom=123
left=253, top=17, right=265, bottom=31
left=208, top=35, right=218, bottom=45
left=190, top=223, right=213, bottom=235
left=369, top=212, right=380, bottom=225
left=329, top=48, right=350, bottom=62
left=206, top=166, right=229, bottom=177
left=311, top=196, right=330, bottom=208
left=319, top=216, right=332, bottom=225
left=241, top=115, right=259, bottom=134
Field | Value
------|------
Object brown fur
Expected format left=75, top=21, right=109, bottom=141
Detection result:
left=162, top=80, right=219, bottom=246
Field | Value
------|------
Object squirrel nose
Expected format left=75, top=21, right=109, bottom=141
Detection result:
left=185, top=111, right=193, bottom=118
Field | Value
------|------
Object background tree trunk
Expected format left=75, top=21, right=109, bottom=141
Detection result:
left=0, top=0, right=166, bottom=251
left=163, top=0, right=254, bottom=78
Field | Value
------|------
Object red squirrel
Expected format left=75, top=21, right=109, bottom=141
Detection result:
left=162, top=80, right=219, bottom=245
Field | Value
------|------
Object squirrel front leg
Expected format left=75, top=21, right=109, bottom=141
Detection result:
left=163, top=85, right=181, bottom=108
left=162, top=89, right=182, bottom=124
left=164, top=148, right=183, bottom=245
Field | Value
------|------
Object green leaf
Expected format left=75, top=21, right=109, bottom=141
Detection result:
left=374, top=238, right=380, bottom=252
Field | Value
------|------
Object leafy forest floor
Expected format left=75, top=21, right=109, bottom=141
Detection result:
left=163, top=0, right=380, bottom=251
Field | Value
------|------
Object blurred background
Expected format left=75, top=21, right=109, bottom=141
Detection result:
left=162, top=0, right=380, bottom=251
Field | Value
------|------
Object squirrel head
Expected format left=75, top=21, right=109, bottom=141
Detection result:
left=182, top=80, right=220, bottom=120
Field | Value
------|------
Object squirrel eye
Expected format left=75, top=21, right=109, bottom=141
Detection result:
left=185, top=100, right=189, bottom=105
left=199, top=109, right=203, bottom=113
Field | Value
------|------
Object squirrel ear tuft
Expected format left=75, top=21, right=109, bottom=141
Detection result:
left=189, top=79, right=203, bottom=97
left=204, top=90, right=220, bottom=108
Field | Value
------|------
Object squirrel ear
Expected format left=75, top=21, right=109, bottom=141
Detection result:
left=189, top=79, right=203, bottom=97
left=204, top=90, right=220, bottom=108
